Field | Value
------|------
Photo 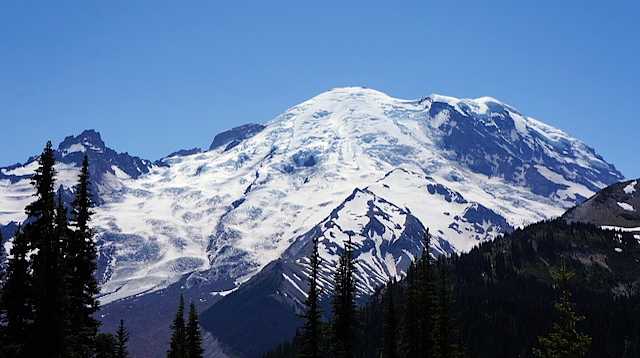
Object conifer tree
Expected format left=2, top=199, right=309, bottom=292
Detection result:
left=435, top=257, right=460, bottom=358
left=1, top=228, right=32, bottom=357
left=418, top=229, right=437, bottom=358
left=186, top=303, right=204, bottom=358
left=26, top=142, right=68, bottom=357
left=67, top=155, right=100, bottom=356
left=300, top=236, right=322, bottom=358
left=54, top=193, right=73, bottom=355
left=116, top=319, right=130, bottom=358
left=401, top=262, right=421, bottom=357
left=331, top=235, right=357, bottom=358
left=95, top=333, right=117, bottom=358
left=382, top=279, right=399, bottom=358
left=168, top=294, right=187, bottom=358
left=533, top=263, right=592, bottom=358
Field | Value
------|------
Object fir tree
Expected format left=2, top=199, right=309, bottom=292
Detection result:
left=25, top=142, right=57, bottom=226
left=435, top=257, right=460, bottom=358
left=26, top=142, right=67, bottom=357
left=331, top=235, right=357, bottom=358
left=186, top=303, right=204, bottom=358
left=116, top=319, right=130, bottom=358
left=95, top=333, right=117, bottom=358
left=168, top=294, right=187, bottom=358
left=300, top=236, right=322, bottom=358
left=533, top=262, right=592, bottom=358
left=1, top=228, right=32, bottom=357
left=67, top=155, right=100, bottom=356
left=54, top=193, right=73, bottom=354
left=382, top=279, right=399, bottom=358
left=418, top=229, right=437, bottom=358
left=401, top=262, right=421, bottom=357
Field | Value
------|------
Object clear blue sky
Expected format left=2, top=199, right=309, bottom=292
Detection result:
left=1, top=1, right=638, bottom=177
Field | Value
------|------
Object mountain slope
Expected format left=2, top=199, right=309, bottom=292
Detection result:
left=89, top=87, right=622, bottom=305
left=267, top=219, right=640, bottom=358
left=266, top=178, right=640, bottom=358
left=201, top=185, right=436, bottom=357
left=563, top=179, right=639, bottom=228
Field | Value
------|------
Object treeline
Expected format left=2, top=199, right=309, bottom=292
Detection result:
left=266, top=221, right=640, bottom=358
left=266, top=232, right=462, bottom=358
left=0, top=142, right=206, bottom=358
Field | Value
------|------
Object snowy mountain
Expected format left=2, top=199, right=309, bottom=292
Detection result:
left=0, top=129, right=152, bottom=226
left=0, top=87, right=625, bottom=357
left=91, top=87, right=624, bottom=305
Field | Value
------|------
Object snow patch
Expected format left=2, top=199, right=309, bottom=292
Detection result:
left=624, top=181, right=637, bottom=194
left=1, top=161, right=39, bottom=176
left=601, top=226, right=640, bottom=232
left=617, top=202, right=635, bottom=212
left=62, top=143, right=86, bottom=155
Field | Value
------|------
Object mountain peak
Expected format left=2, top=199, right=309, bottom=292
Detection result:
left=309, top=87, right=398, bottom=103
left=428, top=93, right=511, bottom=115
left=58, top=129, right=106, bottom=155
left=209, top=123, right=265, bottom=151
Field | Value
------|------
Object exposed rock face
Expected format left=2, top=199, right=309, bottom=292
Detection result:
left=564, top=179, right=639, bottom=228
left=208, top=123, right=266, bottom=151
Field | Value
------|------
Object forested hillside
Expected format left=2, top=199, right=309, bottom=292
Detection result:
left=267, top=220, right=640, bottom=358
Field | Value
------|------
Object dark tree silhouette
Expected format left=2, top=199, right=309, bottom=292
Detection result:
left=331, top=235, right=357, bottom=358
left=300, top=236, right=322, bottom=358
left=1, top=228, right=32, bottom=357
left=67, top=155, right=100, bottom=356
left=382, top=279, right=399, bottom=358
left=186, top=303, right=204, bottom=358
left=533, top=263, right=592, bottom=358
left=168, top=294, right=187, bottom=358
left=116, top=319, right=130, bottom=358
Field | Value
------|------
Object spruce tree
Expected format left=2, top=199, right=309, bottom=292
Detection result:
left=26, top=142, right=68, bottom=357
left=115, top=319, right=130, bottom=358
left=533, top=263, right=592, bottom=358
left=300, top=236, right=322, bottom=358
left=95, top=333, right=117, bottom=358
left=401, top=260, right=421, bottom=356
left=54, top=193, right=73, bottom=354
left=1, top=228, right=32, bottom=357
left=168, top=294, right=187, bottom=358
left=435, top=257, right=460, bottom=358
left=382, top=279, right=399, bottom=358
left=418, top=229, right=437, bottom=358
left=331, top=235, right=357, bottom=358
left=186, top=303, right=204, bottom=358
left=67, top=155, right=100, bottom=356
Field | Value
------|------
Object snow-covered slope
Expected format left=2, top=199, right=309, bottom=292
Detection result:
left=0, top=130, right=152, bottom=226
left=0, top=87, right=623, bottom=308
